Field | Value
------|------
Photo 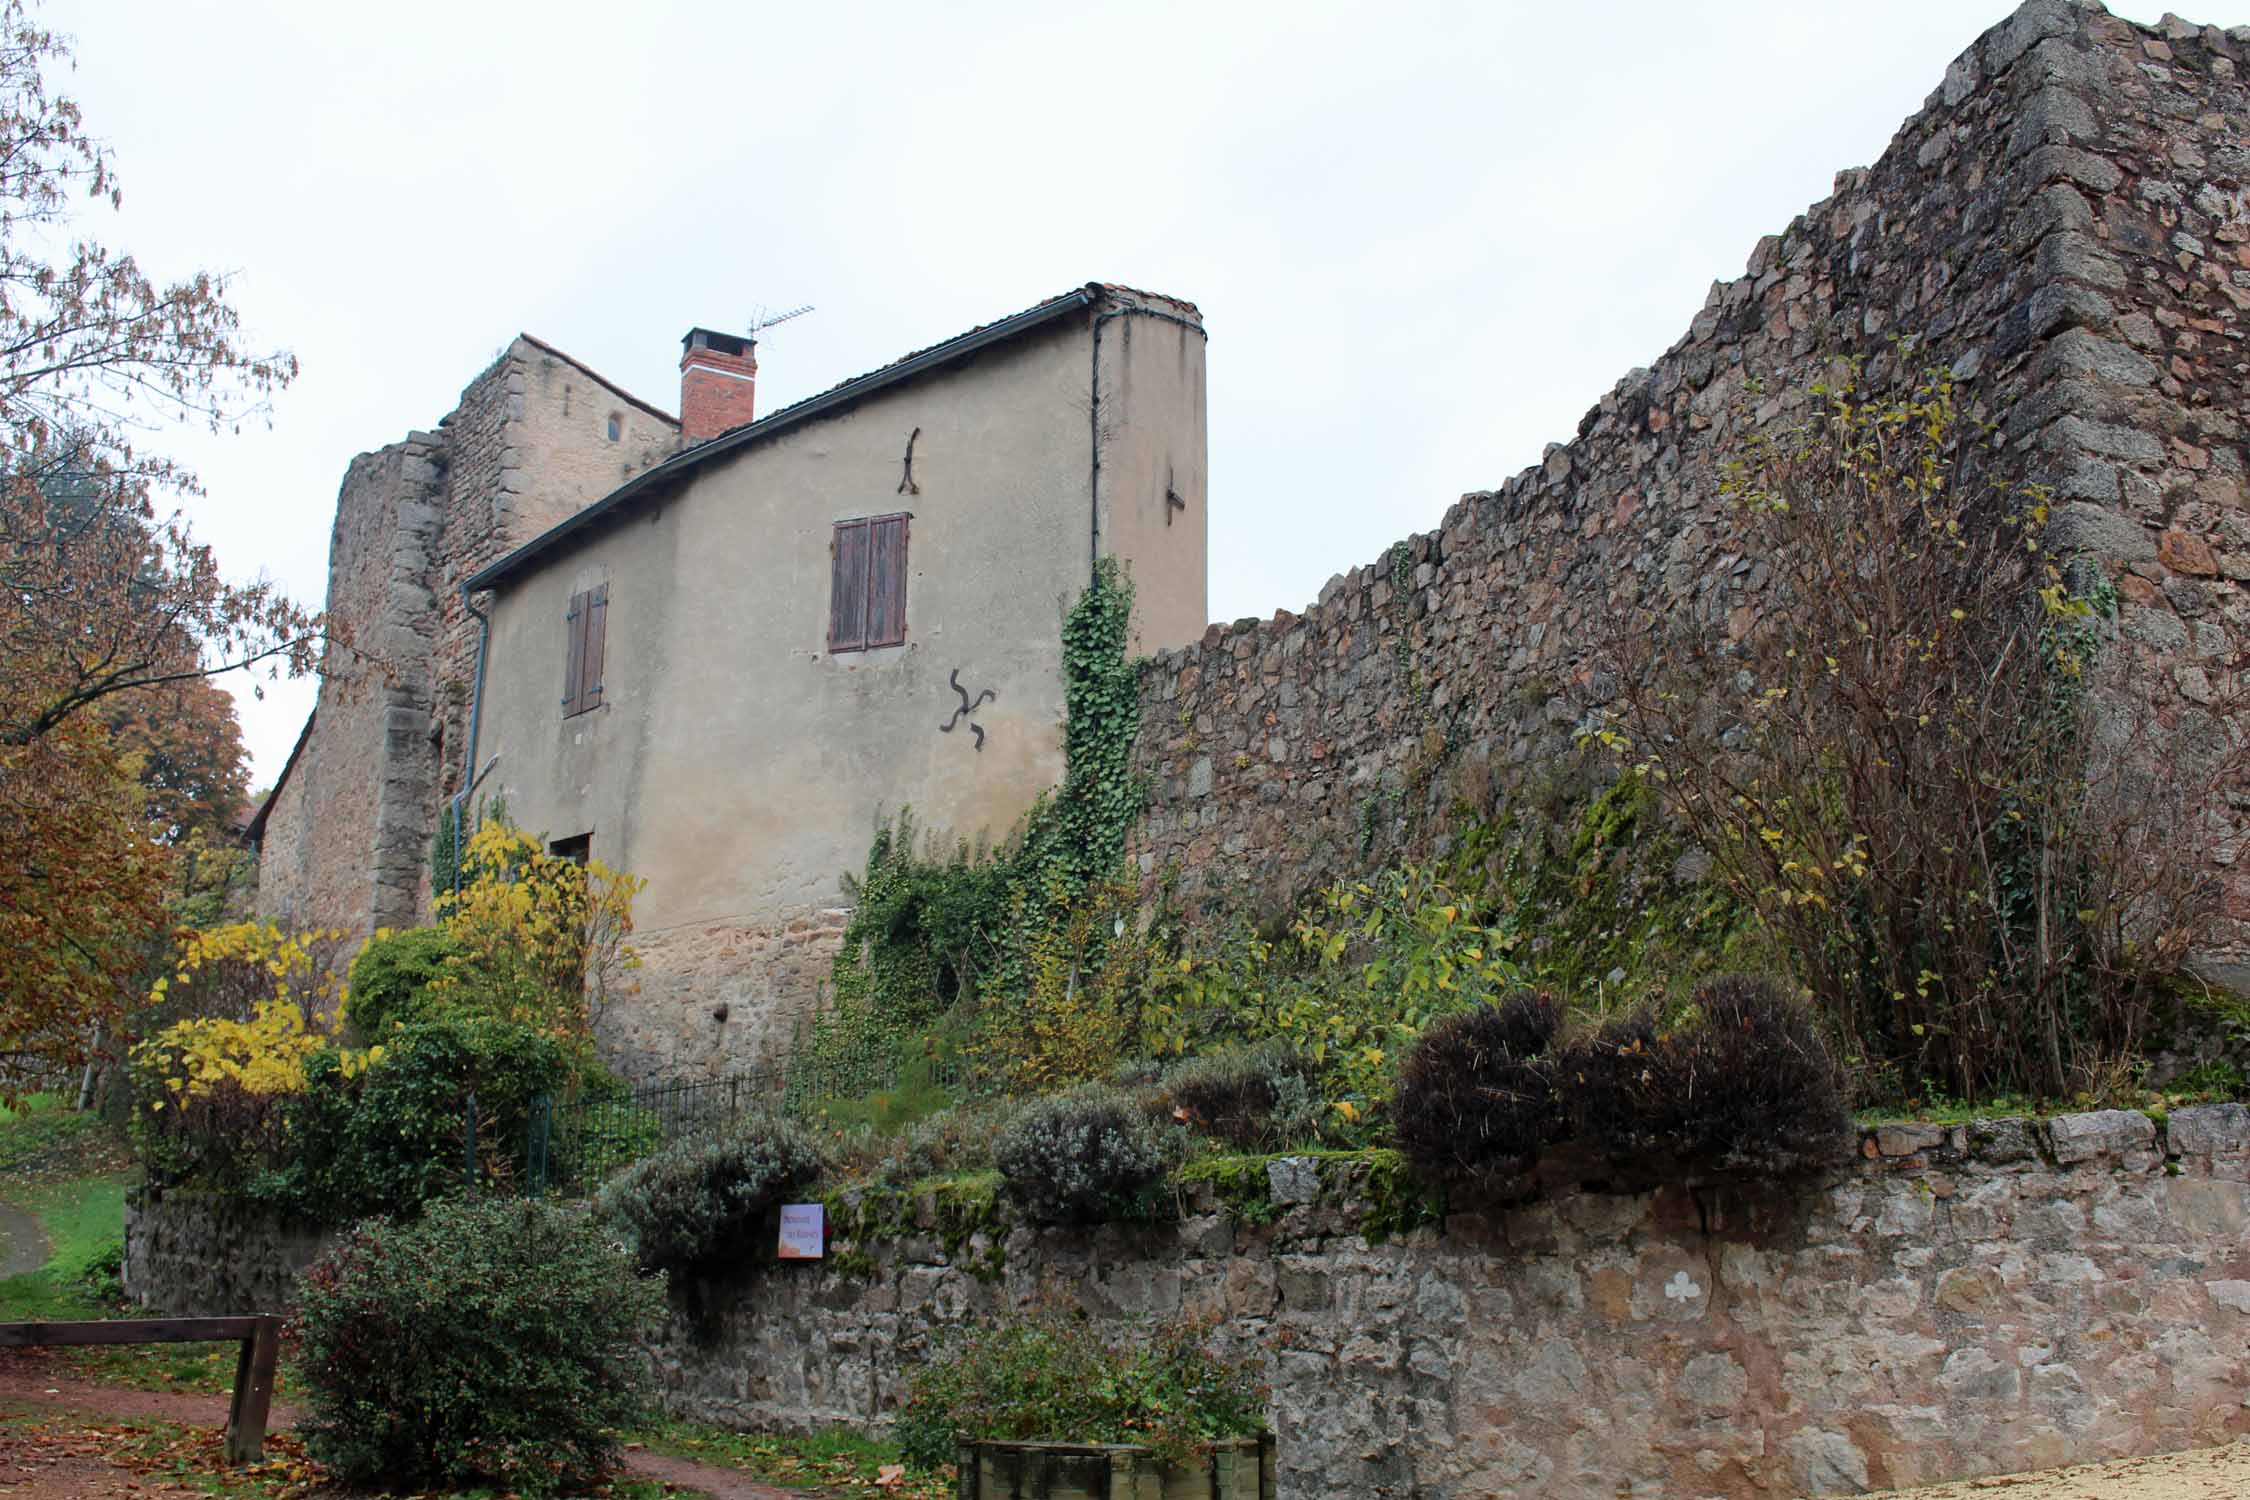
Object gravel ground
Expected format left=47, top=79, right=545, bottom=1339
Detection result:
left=1852, top=1441, right=2250, bottom=1499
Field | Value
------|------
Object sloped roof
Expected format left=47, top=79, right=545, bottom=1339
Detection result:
left=466, top=285, right=1106, bottom=594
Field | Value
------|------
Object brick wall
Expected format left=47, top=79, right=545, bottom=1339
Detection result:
left=1131, top=2, right=2250, bottom=971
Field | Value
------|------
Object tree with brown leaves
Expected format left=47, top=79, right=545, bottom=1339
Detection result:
left=0, top=0, right=308, bottom=1095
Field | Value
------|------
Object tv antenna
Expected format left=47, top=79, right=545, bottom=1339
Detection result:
left=747, top=303, right=814, bottom=341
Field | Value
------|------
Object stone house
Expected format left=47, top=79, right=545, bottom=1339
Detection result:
left=252, top=284, right=1209, bottom=1075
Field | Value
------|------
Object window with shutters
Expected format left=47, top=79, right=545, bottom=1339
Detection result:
left=562, top=582, right=608, bottom=717
left=828, top=513, right=909, bottom=653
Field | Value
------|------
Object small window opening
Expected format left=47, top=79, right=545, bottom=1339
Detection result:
left=550, top=833, right=591, bottom=866
left=605, top=413, right=622, bottom=442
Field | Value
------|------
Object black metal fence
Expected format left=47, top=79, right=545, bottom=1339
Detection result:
left=500, top=1046, right=971, bottom=1198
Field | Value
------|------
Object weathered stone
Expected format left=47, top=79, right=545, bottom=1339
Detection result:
left=2049, top=1109, right=2159, bottom=1163
left=2168, top=1101, right=2250, bottom=1154
left=1877, top=1123, right=1947, bottom=1157
left=1268, top=1156, right=1322, bottom=1206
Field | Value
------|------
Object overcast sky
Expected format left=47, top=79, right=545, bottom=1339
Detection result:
left=50, top=0, right=2182, bottom=784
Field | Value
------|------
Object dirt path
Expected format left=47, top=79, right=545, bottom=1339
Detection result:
left=0, top=1357, right=800, bottom=1499
left=1858, top=1442, right=2250, bottom=1499
left=0, top=1200, right=50, bottom=1280
left=616, top=1449, right=802, bottom=1500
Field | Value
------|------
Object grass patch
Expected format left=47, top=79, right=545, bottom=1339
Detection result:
left=0, top=1098, right=247, bottom=1392
left=638, top=1417, right=949, bottom=1498
left=0, top=1171, right=129, bottom=1321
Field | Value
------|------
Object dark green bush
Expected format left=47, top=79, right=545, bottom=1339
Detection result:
left=1162, top=1041, right=1324, bottom=1152
left=258, top=1014, right=569, bottom=1224
left=293, top=1196, right=662, bottom=1496
left=1392, top=992, right=1565, bottom=1179
left=593, top=1112, right=825, bottom=1275
left=342, top=926, right=460, bottom=1041
left=1564, top=974, right=1850, bottom=1175
left=993, top=1086, right=1169, bottom=1225
left=896, top=1298, right=1265, bottom=1472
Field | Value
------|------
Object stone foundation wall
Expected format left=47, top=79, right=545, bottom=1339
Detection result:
left=113, top=1106, right=2250, bottom=1497
left=122, top=1189, right=331, bottom=1319
left=1129, top=1, right=2250, bottom=966
left=653, top=1105, right=2250, bottom=1500
left=605, top=906, right=852, bottom=1083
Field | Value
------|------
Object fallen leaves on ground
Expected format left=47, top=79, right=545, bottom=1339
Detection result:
left=0, top=1416, right=318, bottom=1497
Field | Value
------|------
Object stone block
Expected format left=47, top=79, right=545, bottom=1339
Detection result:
left=2048, top=1109, right=2158, bottom=1163
left=2167, top=1102, right=2250, bottom=1155
left=1968, top=1117, right=2040, bottom=1164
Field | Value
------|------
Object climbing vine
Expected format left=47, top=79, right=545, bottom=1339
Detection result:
left=800, top=561, right=1148, bottom=1085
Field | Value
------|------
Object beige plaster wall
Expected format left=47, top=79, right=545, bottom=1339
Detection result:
left=476, top=292, right=1207, bottom=1074
left=1096, top=294, right=1210, bottom=653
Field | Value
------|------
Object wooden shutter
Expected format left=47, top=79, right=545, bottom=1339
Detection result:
left=582, top=583, right=608, bottom=711
left=866, top=515, right=908, bottom=648
left=562, top=589, right=588, bottom=715
left=829, top=519, right=870, bottom=651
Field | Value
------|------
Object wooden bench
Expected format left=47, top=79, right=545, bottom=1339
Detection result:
left=0, top=1316, right=282, bottom=1463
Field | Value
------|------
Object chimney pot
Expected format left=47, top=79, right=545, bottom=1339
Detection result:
left=679, top=326, right=758, bottom=442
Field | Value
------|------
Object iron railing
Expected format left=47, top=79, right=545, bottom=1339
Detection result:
left=510, top=1046, right=970, bottom=1197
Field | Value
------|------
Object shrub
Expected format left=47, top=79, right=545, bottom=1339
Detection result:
left=1162, top=1041, right=1324, bottom=1152
left=131, top=927, right=376, bottom=1191
left=1391, top=992, right=1565, bottom=1179
left=993, top=1086, right=1169, bottom=1225
left=896, top=1298, right=1265, bottom=1472
left=343, top=926, right=460, bottom=1040
left=1564, top=974, right=1851, bottom=1176
left=293, top=1196, right=662, bottom=1496
left=594, top=1111, right=825, bottom=1276
left=874, top=1100, right=1024, bottom=1186
left=260, top=1014, right=569, bottom=1224
left=430, top=820, right=643, bottom=1048
left=1597, top=367, right=2241, bottom=1101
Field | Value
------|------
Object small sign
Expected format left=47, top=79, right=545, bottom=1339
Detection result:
left=777, top=1203, right=825, bottom=1260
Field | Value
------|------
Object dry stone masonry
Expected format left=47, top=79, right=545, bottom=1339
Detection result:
left=254, top=338, right=677, bottom=947
left=640, top=1106, right=2250, bottom=1500
left=1131, top=0, right=2250, bottom=979
left=120, top=1111, right=2250, bottom=1499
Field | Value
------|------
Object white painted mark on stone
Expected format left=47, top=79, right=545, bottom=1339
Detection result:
left=1664, top=1270, right=1703, bottom=1303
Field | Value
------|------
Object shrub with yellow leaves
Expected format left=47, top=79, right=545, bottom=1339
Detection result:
left=132, top=921, right=374, bottom=1185
left=427, top=822, right=643, bottom=1052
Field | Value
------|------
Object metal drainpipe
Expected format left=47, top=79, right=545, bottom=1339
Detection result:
left=451, top=583, right=494, bottom=898
left=1087, top=303, right=1209, bottom=582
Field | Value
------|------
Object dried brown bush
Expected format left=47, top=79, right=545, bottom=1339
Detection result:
left=1596, top=367, right=2244, bottom=1101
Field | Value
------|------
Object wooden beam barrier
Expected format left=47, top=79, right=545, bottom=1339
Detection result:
left=0, top=1316, right=283, bottom=1464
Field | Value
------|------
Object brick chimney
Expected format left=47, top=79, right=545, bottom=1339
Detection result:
left=679, top=328, right=758, bottom=442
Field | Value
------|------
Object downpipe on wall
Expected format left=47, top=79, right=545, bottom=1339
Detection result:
left=450, top=584, right=499, bottom=898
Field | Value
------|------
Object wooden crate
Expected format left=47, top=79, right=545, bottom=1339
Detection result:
left=958, top=1436, right=1273, bottom=1500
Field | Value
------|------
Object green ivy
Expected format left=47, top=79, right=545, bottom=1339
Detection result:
left=803, top=561, right=1147, bottom=1088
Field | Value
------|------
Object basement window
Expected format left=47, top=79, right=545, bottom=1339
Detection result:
left=828, top=514, right=909, bottom=652
left=549, top=833, right=591, bottom=866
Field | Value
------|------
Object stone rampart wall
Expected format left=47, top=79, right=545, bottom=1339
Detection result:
left=117, top=1107, right=2250, bottom=1498
left=122, top=1189, right=331, bottom=1319
left=653, top=1106, right=2250, bottom=1500
left=1130, top=2, right=2250, bottom=960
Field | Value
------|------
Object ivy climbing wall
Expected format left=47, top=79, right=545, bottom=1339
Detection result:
left=1130, top=0, right=2250, bottom=975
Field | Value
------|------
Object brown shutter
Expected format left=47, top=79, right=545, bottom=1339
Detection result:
left=582, top=583, right=608, bottom=710
left=866, top=514, right=908, bottom=647
left=829, top=519, right=870, bottom=651
left=562, top=589, right=588, bottom=715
